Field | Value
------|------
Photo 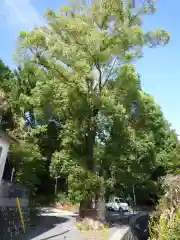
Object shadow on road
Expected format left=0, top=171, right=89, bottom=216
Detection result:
left=31, top=229, right=70, bottom=240
left=107, top=210, right=134, bottom=227
left=15, top=215, right=69, bottom=240
left=15, top=209, right=138, bottom=240
left=70, top=210, right=133, bottom=227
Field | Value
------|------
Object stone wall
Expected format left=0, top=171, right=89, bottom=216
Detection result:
left=0, top=180, right=29, bottom=199
left=0, top=206, right=30, bottom=240
left=0, top=180, right=30, bottom=239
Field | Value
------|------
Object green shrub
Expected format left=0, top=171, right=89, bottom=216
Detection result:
left=149, top=175, right=180, bottom=240
left=55, top=191, right=72, bottom=204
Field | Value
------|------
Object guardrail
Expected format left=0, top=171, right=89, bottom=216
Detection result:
left=120, top=227, right=137, bottom=240
left=110, top=226, right=136, bottom=240
left=110, top=211, right=150, bottom=240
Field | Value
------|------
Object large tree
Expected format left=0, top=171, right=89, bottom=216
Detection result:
left=16, top=0, right=169, bottom=219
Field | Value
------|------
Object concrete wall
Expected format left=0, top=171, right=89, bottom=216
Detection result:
left=0, top=133, right=30, bottom=239
left=0, top=198, right=28, bottom=207
left=0, top=136, right=9, bottom=181
left=0, top=206, right=30, bottom=240
left=120, top=227, right=137, bottom=240
left=0, top=180, right=30, bottom=239
left=0, top=180, right=29, bottom=200
left=111, top=226, right=137, bottom=240
left=118, top=212, right=150, bottom=240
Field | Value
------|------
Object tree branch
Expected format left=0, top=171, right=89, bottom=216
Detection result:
left=94, top=62, right=102, bottom=93
left=28, top=47, right=71, bottom=85
left=102, top=58, right=117, bottom=88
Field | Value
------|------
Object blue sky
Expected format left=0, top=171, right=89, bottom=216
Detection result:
left=0, top=0, right=180, bottom=135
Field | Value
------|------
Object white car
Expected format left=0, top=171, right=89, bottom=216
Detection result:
left=106, top=197, right=129, bottom=212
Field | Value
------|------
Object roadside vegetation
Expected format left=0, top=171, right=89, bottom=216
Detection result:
left=149, top=175, right=180, bottom=239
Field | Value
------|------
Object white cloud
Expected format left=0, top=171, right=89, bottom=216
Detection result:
left=1, top=0, right=43, bottom=30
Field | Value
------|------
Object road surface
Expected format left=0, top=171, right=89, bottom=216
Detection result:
left=132, top=214, right=149, bottom=240
left=16, top=208, right=134, bottom=240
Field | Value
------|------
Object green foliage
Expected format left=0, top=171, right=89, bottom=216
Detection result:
left=68, top=167, right=102, bottom=202
left=150, top=207, right=180, bottom=240
left=0, top=60, right=16, bottom=131
left=55, top=191, right=71, bottom=204
left=0, top=59, right=14, bottom=94
left=11, top=0, right=175, bottom=208
left=10, top=142, right=45, bottom=189
left=149, top=175, right=180, bottom=240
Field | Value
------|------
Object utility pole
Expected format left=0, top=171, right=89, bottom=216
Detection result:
left=133, top=185, right=136, bottom=207
left=11, top=167, right=15, bottom=182
left=54, top=175, right=61, bottom=195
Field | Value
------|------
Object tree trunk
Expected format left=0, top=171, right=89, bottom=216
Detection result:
left=79, top=123, right=99, bottom=219
left=95, top=175, right=106, bottom=222
left=79, top=178, right=106, bottom=222
left=86, top=125, right=96, bottom=171
left=79, top=123, right=97, bottom=219
left=79, top=198, right=97, bottom=219
left=79, top=196, right=106, bottom=222
left=79, top=97, right=106, bottom=221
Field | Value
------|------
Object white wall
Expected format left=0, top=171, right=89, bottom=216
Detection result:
left=0, top=137, right=9, bottom=181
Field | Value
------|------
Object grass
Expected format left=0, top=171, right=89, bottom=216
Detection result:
left=78, top=229, right=109, bottom=240
left=75, top=218, right=109, bottom=240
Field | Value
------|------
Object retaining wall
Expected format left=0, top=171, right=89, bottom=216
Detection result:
left=0, top=180, right=30, bottom=239
left=120, top=227, right=137, bottom=240
left=0, top=206, right=30, bottom=239
left=119, top=212, right=150, bottom=240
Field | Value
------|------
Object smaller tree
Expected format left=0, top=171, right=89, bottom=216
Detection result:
left=10, top=142, right=45, bottom=190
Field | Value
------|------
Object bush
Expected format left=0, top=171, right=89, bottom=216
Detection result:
left=149, top=175, right=180, bottom=240
left=55, top=191, right=71, bottom=204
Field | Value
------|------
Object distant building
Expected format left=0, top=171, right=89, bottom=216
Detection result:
left=0, top=130, right=16, bottom=181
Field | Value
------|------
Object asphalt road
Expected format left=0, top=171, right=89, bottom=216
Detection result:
left=15, top=208, right=75, bottom=240
left=107, top=210, right=133, bottom=225
left=16, top=208, right=133, bottom=240
left=133, top=214, right=149, bottom=240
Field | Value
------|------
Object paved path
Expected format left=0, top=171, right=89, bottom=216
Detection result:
left=18, top=208, right=77, bottom=240
left=17, top=208, right=135, bottom=240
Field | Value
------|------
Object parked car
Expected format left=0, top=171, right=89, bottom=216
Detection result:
left=106, top=196, right=129, bottom=211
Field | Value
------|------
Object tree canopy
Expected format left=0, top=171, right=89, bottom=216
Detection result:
left=0, top=0, right=179, bottom=218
